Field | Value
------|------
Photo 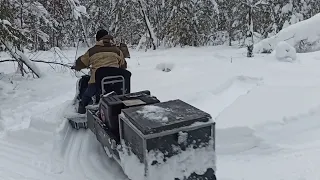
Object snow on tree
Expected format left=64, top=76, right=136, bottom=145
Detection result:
left=67, top=0, right=90, bottom=47
left=216, top=0, right=247, bottom=46
left=255, top=12, right=320, bottom=54
left=1, top=0, right=320, bottom=50
left=0, top=19, right=41, bottom=78
left=162, top=0, right=218, bottom=47
left=24, top=1, right=56, bottom=50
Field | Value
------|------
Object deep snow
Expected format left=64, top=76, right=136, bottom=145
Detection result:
left=1, top=45, right=320, bottom=179
left=254, top=13, right=320, bottom=53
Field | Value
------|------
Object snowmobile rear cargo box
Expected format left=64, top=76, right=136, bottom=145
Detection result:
left=119, top=99, right=216, bottom=180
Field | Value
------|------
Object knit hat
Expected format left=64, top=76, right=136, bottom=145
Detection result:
left=96, top=29, right=109, bottom=41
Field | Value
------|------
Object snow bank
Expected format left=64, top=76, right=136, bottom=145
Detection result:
left=136, top=105, right=170, bottom=123
left=118, top=145, right=145, bottom=180
left=146, top=140, right=216, bottom=180
left=274, top=41, right=297, bottom=62
left=119, top=139, right=216, bottom=180
left=254, top=13, right=320, bottom=53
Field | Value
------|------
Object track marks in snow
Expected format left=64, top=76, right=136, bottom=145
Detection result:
left=0, top=136, right=60, bottom=180
left=255, top=105, right=320, bottom=150
left=217, top=105, right=320, bottom=179
left=200, top=76, right=268, bottom=155
left=1, top=94, right=128, bottom=180
left=217, top=105, right=320, bottom=157
left=189, top=75, right=263, bottom=119
left=216, top=127, right=270, bottom=155
left=59, top=125, right=126, bottom=180
left=211, top=75, right=263, bottom=95
left=1, top=84, right=74, bottom=131
left=189, top=75, right=266, bottom=155
left=211, top=75, right=263, bottom=116
left=51, top=104, right=127, bottom=180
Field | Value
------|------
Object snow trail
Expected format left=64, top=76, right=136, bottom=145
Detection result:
left=2, top=46, right=320, bottom=179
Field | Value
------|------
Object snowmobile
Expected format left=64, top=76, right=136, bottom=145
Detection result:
left=68, top=67, right=217, bottom=180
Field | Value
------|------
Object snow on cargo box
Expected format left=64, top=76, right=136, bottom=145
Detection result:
left=118, top=99, right=216, bottom=180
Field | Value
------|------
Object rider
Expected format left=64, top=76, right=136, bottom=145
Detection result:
left=72, top=29, right=127, bottom=114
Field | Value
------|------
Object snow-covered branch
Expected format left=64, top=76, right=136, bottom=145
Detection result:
left=0, top=59, right=72, bottom=68
left=254, top=0, right=268, bottom=6
left=0, top=38, right=42, bottom=78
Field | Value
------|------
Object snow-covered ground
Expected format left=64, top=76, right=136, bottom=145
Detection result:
left=1, top=45, right=320, bottom=179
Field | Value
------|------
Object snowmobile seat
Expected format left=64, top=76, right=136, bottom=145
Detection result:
left=95, top=67, right=131, bottom=97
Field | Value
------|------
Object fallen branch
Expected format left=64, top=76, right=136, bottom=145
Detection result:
left=0, top=39, right=41, bottom=78
left=0, top=58, right=88, bottom=76
left=0, top=59, right=72, bottom=68
left=0, top=59, right=15, bottom=63
left=30, top=59, right=72, bottom=67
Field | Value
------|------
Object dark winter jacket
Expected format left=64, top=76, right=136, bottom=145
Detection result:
left=74, top=35, right=127, bottom=84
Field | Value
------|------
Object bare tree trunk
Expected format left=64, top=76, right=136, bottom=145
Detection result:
left=18, top=61, right=24, bottom=76
left=247, top=6, right=254, bottom=57
left=138, top=0, right=156, bottom=50
left=78, top=18, right=90, bottom=47
left=228, top=29, right=232, bottom=46
left=18, top=0, right=25, bottom=76
left=52, top=1, right=56, bottom=48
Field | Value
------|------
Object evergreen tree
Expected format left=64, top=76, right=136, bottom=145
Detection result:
left=1, top=0, right=320, bottom=50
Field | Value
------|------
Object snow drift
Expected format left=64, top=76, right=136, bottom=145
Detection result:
left=155, top=62, right=174, bottom=72
left=274, top=41, right=297, bottom=62
left=254, top=13, right=320, bottom=53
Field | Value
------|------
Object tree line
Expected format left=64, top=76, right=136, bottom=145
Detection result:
left=1, top=0, right=320, bottom=51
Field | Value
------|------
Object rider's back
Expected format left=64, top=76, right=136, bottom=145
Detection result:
left=88, top=37, right=124, bottom=69
left=77, top=34, right=126, bottom=84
